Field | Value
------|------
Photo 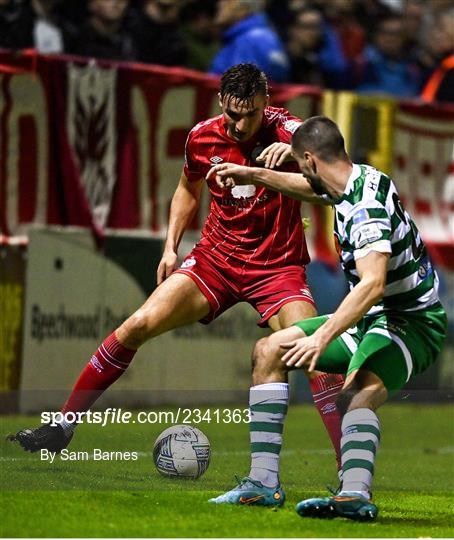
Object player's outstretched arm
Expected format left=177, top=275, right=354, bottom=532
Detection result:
left=281, top=251, right=389, bottom=371
left=207, top=163, right=329, bottom=204
left=157, top=171, right=204, bottom=285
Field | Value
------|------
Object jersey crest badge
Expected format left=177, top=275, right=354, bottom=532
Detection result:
left=181, top=256, right=196, bottom=268
left=210, top=156, right=223, bottom=164
left=283, top=120, right=301, bottom=133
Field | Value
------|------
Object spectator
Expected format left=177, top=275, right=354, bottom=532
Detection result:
left=355, top=14, right=423, bottom=97
left=324, top=0, right=366, bottom=61
left=180, top=0, right=219, bottom=72
left=421, top=8, right=454, bottom=103
left=66, top=0, right=136, bottom=61
left=129, top=0, right=187, bottom=66
left=286, top=7, right=348, bottom=88
left=413, top=11, right=451, bottom=86
left=209, top=0, right=290, bottom=83
left=265, top=0, right=310, bottom=42
left=354, top=0, right=394, bottom=35
left=0, top=0, right=66, bottom=53
left=402, top=0, right=425, bottom=53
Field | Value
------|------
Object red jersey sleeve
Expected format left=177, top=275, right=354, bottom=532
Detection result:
left=266, top=108, right=303, bottom=173
left=183, top=127, right=204, bottom=182
left=274, top=110, right=303, bottom=144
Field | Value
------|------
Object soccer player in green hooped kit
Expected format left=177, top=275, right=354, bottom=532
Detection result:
left=208, top=116, right=447, bottom=521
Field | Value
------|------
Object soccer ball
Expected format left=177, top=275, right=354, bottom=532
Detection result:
left=153, top=425, right=211, bottom=479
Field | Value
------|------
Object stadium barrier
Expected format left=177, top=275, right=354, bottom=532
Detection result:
left=3, top=228, right=269, bottom=413
left=0, top=52, right=453, bottom=410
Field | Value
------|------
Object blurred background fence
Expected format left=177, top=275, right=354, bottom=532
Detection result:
left=0, top=51, right=453, bottom=412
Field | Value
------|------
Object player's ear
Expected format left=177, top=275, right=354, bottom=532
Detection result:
left=264, top=94, right=270, bottom=107
left=218, top=92, right=223, bottom=109
left=304, top=151, right=315, bottom=172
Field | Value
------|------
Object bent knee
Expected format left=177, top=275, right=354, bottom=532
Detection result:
left=251, top=335, right=286, bottom=378
left=252, top=336, right=283, bottom=364
left=119, top=310, right=155, bottom=345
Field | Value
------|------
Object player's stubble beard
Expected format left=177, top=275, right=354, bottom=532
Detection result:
left=300, top=162, right=330, bottom=197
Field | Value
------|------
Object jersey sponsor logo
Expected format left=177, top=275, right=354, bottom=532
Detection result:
left=210, top=156, right=223, bottom=164
left=283, top=120, right=301, bottom=133
left=220, top=193, right=269, bottom=208
left=231, top=185, right=256, bottom=199
left=352, top=223, right=382, bottom=248
left=181, top=256, right=196, bottom=269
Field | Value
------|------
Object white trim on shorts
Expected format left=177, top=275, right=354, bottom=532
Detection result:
left=338, top=332, right=359, bottom=355
left=261, top=293, right=314, bottom=318
left=367, top=328, right=413, bottom=382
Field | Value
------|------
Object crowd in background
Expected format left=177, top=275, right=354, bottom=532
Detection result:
left=1, top=0, right=453, bottom=102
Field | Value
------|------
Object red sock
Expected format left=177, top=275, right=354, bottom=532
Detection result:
left=61, top=332, right=136, bottom=415
left=310, top=373, right=344, bottom=472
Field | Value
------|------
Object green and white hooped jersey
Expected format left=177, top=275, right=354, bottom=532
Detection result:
left=333, top=164, right=439, bottom=315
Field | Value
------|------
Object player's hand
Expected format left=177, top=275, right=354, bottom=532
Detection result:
left=207, top=163, right=253, bottom=189
left=256, top=143, right=293, bottom=169
left=157, top=250, right=178, bottom=285
left=280, top=334, right=328, bottom=372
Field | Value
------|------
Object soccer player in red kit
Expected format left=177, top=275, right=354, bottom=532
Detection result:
left=10, top=64, right=344, bottom=495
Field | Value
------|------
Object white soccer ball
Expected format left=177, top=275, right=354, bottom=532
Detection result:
left=153, top=425, right=211, bottom=479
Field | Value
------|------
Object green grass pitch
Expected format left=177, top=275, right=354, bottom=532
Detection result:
left=1, top=403, right=453, bottom=538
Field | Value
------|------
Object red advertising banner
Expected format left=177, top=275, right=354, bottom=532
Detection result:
left=392, top=102, right=454, bottom=269
left=0, top=51, right=320, bottom=236
left=1, top=51, right=452, bottom=268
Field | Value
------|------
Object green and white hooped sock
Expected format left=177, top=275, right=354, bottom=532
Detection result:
left=248, top=382, right=288, bottom=488
left=339, top=408, right=380, bottom=499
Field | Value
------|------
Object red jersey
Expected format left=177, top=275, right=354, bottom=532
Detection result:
left=183, top=107, right=310, bottom=269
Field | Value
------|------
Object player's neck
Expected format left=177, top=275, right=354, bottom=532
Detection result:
left=321, top=160, right=353, bottom=199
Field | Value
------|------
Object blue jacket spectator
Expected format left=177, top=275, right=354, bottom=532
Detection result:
left=357, top=46, right=422, bottom=97
left=355, top=15, right=422, bottom=97
left=210, top=1, right=289, bottom=83
left=286, top=7, right=348, bottom=89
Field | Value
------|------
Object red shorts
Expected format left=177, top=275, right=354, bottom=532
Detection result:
left=174, top=246, right=315, bottom=327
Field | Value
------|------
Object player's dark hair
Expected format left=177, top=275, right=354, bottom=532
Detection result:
left=292, top=116, right=348, bottom=163
left=220, top=63, right=268, bottom=108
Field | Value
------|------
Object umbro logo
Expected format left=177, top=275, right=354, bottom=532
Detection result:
left=90, top=356, right=104, bottom=373
left=210, top=156, right=223, bottom=164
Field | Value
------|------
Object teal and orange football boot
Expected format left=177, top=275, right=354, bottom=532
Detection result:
left=209, top=476, right=285, bottom=507
left=296, top=492, right=378, bottom=521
